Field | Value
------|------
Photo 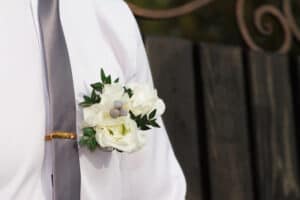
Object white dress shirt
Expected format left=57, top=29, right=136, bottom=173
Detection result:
left=0, top=0, right=186, bottom=199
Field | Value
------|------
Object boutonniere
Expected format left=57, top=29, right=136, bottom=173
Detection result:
left=79, top=68, right=166, bottom=153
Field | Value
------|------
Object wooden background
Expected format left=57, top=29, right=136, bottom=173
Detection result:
left=145, top=36, right=300, bottom=200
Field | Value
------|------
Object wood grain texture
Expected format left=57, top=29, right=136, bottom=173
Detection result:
left=249, top=52, right=300, bottom=200
left=199, top=44, right=254, bottom=200
left=145, top=37, right=203, bottom=200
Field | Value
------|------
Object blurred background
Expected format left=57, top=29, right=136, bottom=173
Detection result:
left=126, top=1, right=300, bottom=200
left=128, top=0, right=300, bottom=54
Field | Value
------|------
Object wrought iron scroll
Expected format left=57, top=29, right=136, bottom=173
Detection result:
left=283, top=0, right=300, bottom=41
left=126, top=0, right=214, bottom=19
left=236, top=0, right=300, bottom=53
left=127, top=0, right=300, bottom=53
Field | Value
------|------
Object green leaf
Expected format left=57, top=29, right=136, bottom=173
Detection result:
left=79, top=95, right=94, bottom=107
left=101, top=68, right=106, bottom=83
left=79, top=89, right=101, bottom=107
left=91, top=82, right=104, bottom=92
left=79, top=102, right=92, bottom=107
left=79, top=137, right=88, bottom=145
left=83, top=95, right=92, bottom=102
left=83, top=127, right=96, bottom=137
left=149, top=109, right=157, bottom=119
left=114, top=78, right=119, bottom=83
left=129, top=110, right=161, bottom=130
left=80, top=127, right=98, bottom=151
left=140, top=125, right=151, bottom=131
left=91, top=89, right=96, bottom=99
left=124, top=87, right=133, bottom=98
left=107, top=75, right=112, bottom=84
left=100, top=68, right=114, bottom=84
left=94, top=95, right=101, bottom=103
left=129, top=111, right=136, bottom=120
left=141, top=115, right=147, bottom=123
left=150, top=120, right=160, bottom=128
left=87, top=139, right=98, bottom=151
left=91, top=90, right=101, bottom=102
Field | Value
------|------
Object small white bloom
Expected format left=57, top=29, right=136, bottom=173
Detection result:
left=82, top=103, right=104, bottom=127
left=101, top=83, right=130, bottom=111
left=82, top=83, right=129, bottom=126
left=127, top=83, right=166, bottom=117
left=95, top=117, right=146, bottom=152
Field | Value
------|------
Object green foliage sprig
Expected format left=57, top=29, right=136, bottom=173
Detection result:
left=79, top=68, right=119, bottom=107
left=79, top=89, right=101, bottom=107
left=79, top=127, right=98, bottom=151
left=123, top=86, right=133, bottom=98
left=129, top=109, right=160, bottom=130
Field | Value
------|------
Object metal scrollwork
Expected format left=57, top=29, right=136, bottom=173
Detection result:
left=126, top=0, right=214, bottom=19
left=127, top=0, right=300, bottom=53
left=283, top=0, right=300, bottom=41
left=237, top=0, right=300, bottom=53
left=237, top=0, right=291, bottom=53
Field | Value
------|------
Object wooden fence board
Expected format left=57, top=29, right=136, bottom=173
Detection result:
left=249, top=52, right=300, bottom=200
left=199, top=44, right=254, bottom=200
left=144, top=36, right=300, bottom=200
left=146, top=37, right=204, bottom=200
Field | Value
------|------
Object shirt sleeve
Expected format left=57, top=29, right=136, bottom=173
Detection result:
left=118, top=2, right=187, bottom=200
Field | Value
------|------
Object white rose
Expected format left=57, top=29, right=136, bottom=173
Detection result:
left=127, top=83, right=166, bottom=117
left=82, top=83, right=130, bottom=127
left=82, top=103, right=104, bottom=127
left=95, top=117, right=146, bottom=152
left=100, top=83, right=130, bottom=111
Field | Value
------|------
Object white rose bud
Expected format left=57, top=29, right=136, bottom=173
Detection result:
left=127, top=83, right=166, bottom=117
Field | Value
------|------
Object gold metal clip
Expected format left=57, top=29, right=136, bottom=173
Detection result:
left=45, top=132, right=77, bottom=141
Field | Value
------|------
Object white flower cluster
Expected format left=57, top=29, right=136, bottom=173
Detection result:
left=81, top=82, right=165, bottom=153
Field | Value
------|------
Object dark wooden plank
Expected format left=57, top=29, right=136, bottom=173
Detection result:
left=200, top=44, right=254, bottom=200
left=146, top=36, right=204, bottom=200
left=249, top=52, right=300, bottom=200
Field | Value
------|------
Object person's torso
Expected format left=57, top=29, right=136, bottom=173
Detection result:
left=0, top=0, right=138, bottom=199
